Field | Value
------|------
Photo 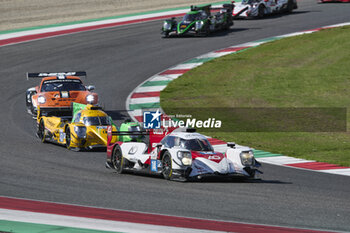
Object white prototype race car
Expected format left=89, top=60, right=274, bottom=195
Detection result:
left=232, top=0, right=298, bottom=18
left=106, top=127, right=262, bottom=181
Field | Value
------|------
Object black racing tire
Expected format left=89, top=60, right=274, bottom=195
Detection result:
left=258, top=5, right=265, bottom=18
left=27, top=103, right=35, bottom=116
left=287, top=0, right=294, bottom=12
left=31, top=105, right=37, bottom=117
left=161, top=152, right=173, bottom=180
left=25, top=90, right=35, bottom=114
left=162, top=32, right=169, bottom=38
left=65, top=127, right=72, bottom=150
left=205, top=26, right=210, bottom=36
left=111, top=144, right=124, bottom=174
left=224, top=22, right=230, bottom=30
left=37, top=119, right=46, bottom=143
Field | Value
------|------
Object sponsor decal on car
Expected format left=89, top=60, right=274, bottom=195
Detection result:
left=151, top=160, right=158, bottom=172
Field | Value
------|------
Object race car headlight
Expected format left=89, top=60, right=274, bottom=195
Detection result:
left=177, top=151, right=192, bottom=166
left=74, top=126, right=86, bottom=139
left=195, top=21, right=204, bottom=30
left=240, top=151, right=255, bottom=166
left=38, top=96, right=46, bottom=104
left=163, top=22, right=172, bottom=31
left=86, top=94, right=94, bottom=103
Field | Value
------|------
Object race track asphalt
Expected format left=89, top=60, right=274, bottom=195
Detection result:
left=0, top=0, right=350, bottom=231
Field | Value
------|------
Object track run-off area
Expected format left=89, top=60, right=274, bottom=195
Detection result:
left=0, top=0, right=350, bottom=232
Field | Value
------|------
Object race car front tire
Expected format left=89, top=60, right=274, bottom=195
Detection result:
left=37, top=120, right=46, bottom=143
left=287, top=0, right=294, bottom=12
left=65, top=127, right=72, bottom=150
left=112, top=144, right=124, bottom=174
left=258, top=5, right=265, bottom=18
left=162, top=32, right=170, bottom=38
left=161, top=152, right=173, bottom=180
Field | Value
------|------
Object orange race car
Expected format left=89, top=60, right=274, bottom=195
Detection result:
left=25, top=71, right=98, bottom=116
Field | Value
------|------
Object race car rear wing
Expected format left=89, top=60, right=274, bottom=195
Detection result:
left=191, top=4, right=211, bottom=14
left=26, top=71, right=87, bottom=80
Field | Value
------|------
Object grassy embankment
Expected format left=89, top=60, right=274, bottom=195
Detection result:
left=161, top=26, right=350, bottom=166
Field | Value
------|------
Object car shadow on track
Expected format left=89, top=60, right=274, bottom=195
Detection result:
left=210, top=27, right=250, bottom=37
left=234, top=10, right=311, bottom=21
left=163, top=27, right=250, bottom=38
left=191, top=177, right=292, bottom=184
left=111, top=171, right=292, bottom=184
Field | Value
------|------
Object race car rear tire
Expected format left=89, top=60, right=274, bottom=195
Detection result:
left=112, top=144, right=124, bottom=174
left=65, top=127, right=72, bottom=150
left=161, top=152, right=173, bottom=180
left=37, top=119, right=46, bottom=143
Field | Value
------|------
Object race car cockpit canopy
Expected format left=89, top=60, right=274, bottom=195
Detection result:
left=82, top=116, right=112, bottom=126
left=161, top=133, right=214, bottom=151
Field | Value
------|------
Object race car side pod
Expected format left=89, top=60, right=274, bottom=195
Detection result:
left=26, top=71, right=87, bottom=80
left=233, top=6, right=249, bottom=18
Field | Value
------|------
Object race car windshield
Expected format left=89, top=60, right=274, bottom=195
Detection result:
left=179, top=138, right=213, bottom=151
left=183, top=13, right=200, bottom=22
left=41, top=80, right=85, bottom=92
left=83, top=117, right=111, bottom=126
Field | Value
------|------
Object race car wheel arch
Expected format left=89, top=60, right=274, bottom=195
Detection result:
left=161, top=151, right=173, bottom=180
left=37, top=119, right=46, bottom=143
left=111, top=144, right=124, bottom=174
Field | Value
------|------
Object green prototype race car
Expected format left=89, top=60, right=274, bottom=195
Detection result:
left=162, top=4, right=234, bottom=37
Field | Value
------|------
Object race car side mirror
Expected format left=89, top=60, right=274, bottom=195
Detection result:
left=86, top=85, right=95, bottom=91
left=227, top=142, right=236, bottom=148
left=155, top=143, right=162, bottom=148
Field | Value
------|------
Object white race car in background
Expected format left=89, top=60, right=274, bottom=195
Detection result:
left=106, top=128, right=262, bottom=181
left=233, top=0, right=298, bottom=18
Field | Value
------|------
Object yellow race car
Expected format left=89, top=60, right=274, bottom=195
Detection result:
left=36, top=103, right=118, bottom=150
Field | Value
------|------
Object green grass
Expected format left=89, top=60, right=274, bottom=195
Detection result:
left=161, top=26, right=350, bottom=166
